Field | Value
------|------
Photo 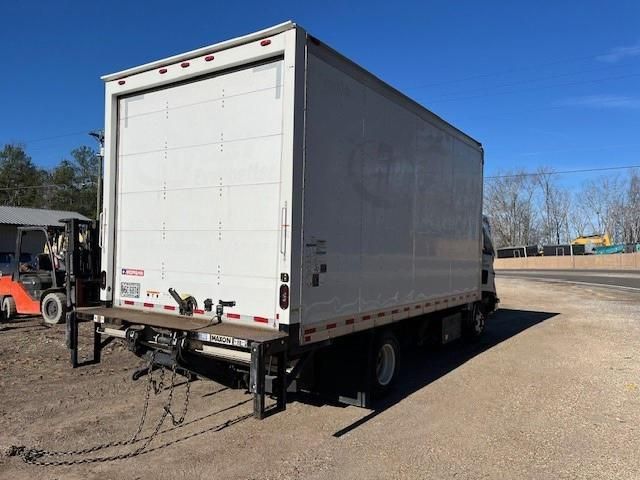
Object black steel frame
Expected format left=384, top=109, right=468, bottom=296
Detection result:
left=250, top=339, right=288, bottom=419
left=69, top=312, right=291, bottom=419
left=13, top=226, right=60, bottom=296
left=64, top=218, right=102, bottom=367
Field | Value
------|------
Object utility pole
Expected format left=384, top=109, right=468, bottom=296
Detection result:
left=89, top=130, right=105, bottom=221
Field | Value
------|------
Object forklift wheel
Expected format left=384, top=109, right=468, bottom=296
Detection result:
left=2, top=297, right=16, bottom=321
left=41, top=292, right=67, bottom=325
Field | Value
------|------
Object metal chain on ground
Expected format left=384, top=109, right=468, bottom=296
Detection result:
left=152, top=362, right=166, bottom=394
left=7, top=351, right=192, bottom=466
left=8, top=351, right=158, bottom=460
left=19, top=387, right=174, bottom=466
left=140, top=411, right=254, bottom=456
left=163, top=362, right=191, bottom=426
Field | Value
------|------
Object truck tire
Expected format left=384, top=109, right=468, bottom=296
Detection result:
left=372, top=331, right=400, bottom=396
left=2, top=296, right=16, bottom=321
left=463, top=303, right=485, bottom=339
left=41, top=292, right=67, bottom=325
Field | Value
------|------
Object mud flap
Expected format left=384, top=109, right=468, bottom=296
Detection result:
left=300, top=330, right=375, bottom=408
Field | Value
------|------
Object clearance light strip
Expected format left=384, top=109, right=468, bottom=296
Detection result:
left=117, top=299, right=274, bottom=325
left=301, top=291, right=481, bottom=344
left=115, top=36, right=273, bottom=88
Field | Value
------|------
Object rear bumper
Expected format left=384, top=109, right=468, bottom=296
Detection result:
left=77, top=306, right=287, bottom=365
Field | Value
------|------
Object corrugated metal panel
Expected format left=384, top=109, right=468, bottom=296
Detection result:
left=0, top=206, right=89, bottom=226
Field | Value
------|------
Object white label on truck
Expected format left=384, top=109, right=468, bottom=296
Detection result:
left=210, top=334, right=233, bottom=346
left=120, top=282, right=141, bottom=298
left=195, top=332, right=210, bottom=342
left=196, top=333, right=248, bottom=348
left=233, top=338, right=248, bottom=348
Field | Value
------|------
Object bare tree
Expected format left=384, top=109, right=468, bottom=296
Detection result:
left=578, top=175, right=626, bottom=242
left=536, top=168, right=571, bottom=245
left=618, top=170, right=640, bottom=243
left=484, top=170, right=539, bottom=248
left=569, top=198, right=590, bottom=239
left=487, top=168, right=640, bottom=249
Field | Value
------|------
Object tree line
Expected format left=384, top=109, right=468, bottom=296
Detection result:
left=484, top=167, right=640, bottom=248
left=2, top=141, right=638, bottom=249
left=0, top=143, right=99, bottom=219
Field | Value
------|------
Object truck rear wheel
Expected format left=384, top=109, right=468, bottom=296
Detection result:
left=2, top=296, right=16, bottom=321
left=41, top=292, right=67, bottom=325
left=463, top=303, right=485, bottom=339
left=373, top=331, right=400, bottom=396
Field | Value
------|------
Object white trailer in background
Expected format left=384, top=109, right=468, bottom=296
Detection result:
left=77, top=21, right=497, bottom=418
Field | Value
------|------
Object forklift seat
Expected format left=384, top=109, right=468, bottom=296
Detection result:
left=35, top=254, right=53, bottom=271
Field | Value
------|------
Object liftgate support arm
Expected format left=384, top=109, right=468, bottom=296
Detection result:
left=250, top=340, right=287, bottom=419
left=251, top=343, right=266, bottom=419
left=67, top=310, right=104, bottom=368
left=66, top=311, right=78, bottom=367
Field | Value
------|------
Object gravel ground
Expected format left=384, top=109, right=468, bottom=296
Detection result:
left=0, top=277, right=638, bottom=479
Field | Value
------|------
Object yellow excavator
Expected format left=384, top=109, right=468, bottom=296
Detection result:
left=572, top=233, right=612, bottom=248
left=572, top=233, right=612, bottom=254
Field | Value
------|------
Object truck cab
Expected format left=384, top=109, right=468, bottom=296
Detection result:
left=481, top=215, right=499, bottom=314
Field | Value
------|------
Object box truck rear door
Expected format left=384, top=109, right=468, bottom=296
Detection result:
left=114, top=59, right=285, bottom=328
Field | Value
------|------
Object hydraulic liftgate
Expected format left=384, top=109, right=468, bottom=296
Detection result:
left=69, top=306, right=290, bottom=419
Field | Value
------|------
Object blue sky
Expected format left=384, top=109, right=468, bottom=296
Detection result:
left=1, top=0, right=639, bottom=187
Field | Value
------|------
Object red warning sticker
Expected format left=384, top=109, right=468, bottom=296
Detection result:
left=122, top=268, right=144, bottom=277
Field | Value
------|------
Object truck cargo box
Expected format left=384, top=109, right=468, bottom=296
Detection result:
left=94, top=21, right=484, bottom=350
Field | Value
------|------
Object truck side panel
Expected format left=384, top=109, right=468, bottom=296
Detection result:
left=299, top=43, right=482, bottom=343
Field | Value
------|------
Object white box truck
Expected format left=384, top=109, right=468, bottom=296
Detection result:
left=76, top=21, right=498, bottom=418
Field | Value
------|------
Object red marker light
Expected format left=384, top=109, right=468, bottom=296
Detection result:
left=260, top=39, right=271, bottom=46
left=181, top=62, right=190, bottom=68
left=204, top=55, right=215, bottom=62
left=279, top=284, right=289, bottom=309
left=159, top=68, right=168, bottom=74
left=118, top=80, right=126, bottom=85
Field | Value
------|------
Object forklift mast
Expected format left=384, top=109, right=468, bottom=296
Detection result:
left=63, top=218, right=101, bottom=311
left=64, top=218, right=101, bottom=367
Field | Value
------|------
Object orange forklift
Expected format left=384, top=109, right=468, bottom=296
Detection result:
left=0, top=219, right=100, bottom=325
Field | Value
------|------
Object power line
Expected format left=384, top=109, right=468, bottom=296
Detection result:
left=485, top=165, right=640, bottom=180
left=23, top=130, right=91, bottom=144
left=419, top=62, right=631, bottom=99
left=403, top=47, right=632, bottom=91
left=0, top=128, right=103, bottom=148
left=0, top=49, right=632, bottom=148
left=429, top=71, right=640, bottom=104
left=3, top=64, right=635, bottom=150
left=0, top=184, right=67, bottom=192
left=511, top=143, right=640, bottom=158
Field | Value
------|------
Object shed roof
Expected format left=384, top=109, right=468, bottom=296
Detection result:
left=0, top=206, right=89, bottom=227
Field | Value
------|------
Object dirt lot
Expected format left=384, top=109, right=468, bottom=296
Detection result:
left=1, top=277, right=639, bottom=479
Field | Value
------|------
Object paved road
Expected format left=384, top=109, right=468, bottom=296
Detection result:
left=497, top=269, right=640, bottom=291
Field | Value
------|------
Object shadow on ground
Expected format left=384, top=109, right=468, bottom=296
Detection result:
left=2, top=308, right=558, bottom=465
left=0, top=316, right=48, bottom=332
left=331, top=307, right=558, bottom=437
